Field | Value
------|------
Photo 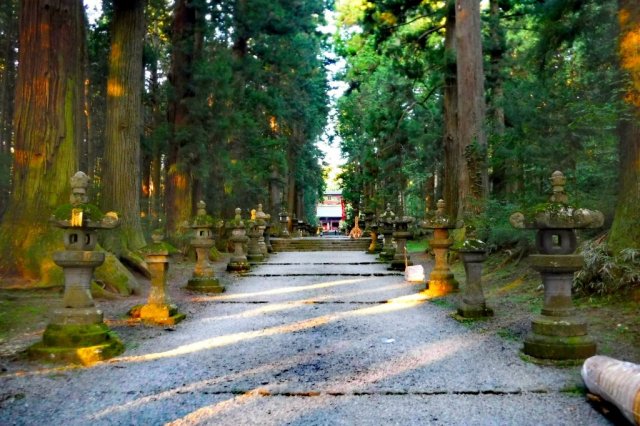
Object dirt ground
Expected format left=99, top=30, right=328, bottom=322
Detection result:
left=0, top=249, right=638, bottom=373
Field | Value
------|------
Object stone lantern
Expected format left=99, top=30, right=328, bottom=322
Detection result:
left=456, top=239, right=493, bottom=318
left=186, top=201, right=224, bottom=293
left=510, top=171, right=602, bottom=360
left=390, top=212, right=414, bottom=271
left=134, top=230, right=185, bottom=325
left=378, top=204, right=396, bottom=261
left=29, top=171, right=123, bottom=364
left=227, top=208, right=250, bottom=272
left=364, top=208, right=381, bottom=254
left=246, top=209, right=265, bottom=263
left=420, top=199, right=459, bottom=296
left=255, top=204, right=269, bottom=257
left=278, top=207, right=290, bottom=238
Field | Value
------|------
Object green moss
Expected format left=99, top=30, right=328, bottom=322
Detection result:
left=140, top=241, right=179, bottom=255
left=94, top=252, right=137, bottom=296
left=52, top=203, right=105, bottom=222
left=192, top=214, right=216, bottom=226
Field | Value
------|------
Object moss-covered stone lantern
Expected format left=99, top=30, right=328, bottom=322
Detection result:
left=29, top=171, right=123, bottom=365
left=186, top=201, right=224, bottom=293
left=378, top=204, right=396, bottom=261
left=278, top=207, right=290, bottom=238
left=263, top=208, right=274, bottom=253
left=510, top=170, right=603, bottom=361
left=255, top=204, right=269, bottom=257
left=420, top=199, right=459, bottom=296
left=227, top=208, right=250, bottom=272
left=390, top=211, right=414, bottom=271
left=246, top=209, right=265, bottom=263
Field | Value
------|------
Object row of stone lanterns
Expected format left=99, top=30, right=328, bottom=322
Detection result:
left=364, top=171, right=601, bottom=362
left=29, top=171, right=278, bottom=364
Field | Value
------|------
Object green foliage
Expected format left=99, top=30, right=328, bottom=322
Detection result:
left=575, top=241, right=640, bottom=295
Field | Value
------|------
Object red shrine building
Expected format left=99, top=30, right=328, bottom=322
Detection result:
left=316, top=190, right=345, bottom=232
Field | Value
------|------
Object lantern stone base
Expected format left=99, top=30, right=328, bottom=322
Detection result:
left=523, top=315, right=596, bottom=360
left=186, top=277, right=224, bottom=293
left=378, top=249, right=395, bottom=262
left=28, top=322, right=123, bottom=365
left=130, top=303, right=186, bottom=326
left=227, top=260, right=250, bottom=272
left=457, top=301, right=494, bottom=319
left=247, top=253, right=264, bottom=263
left=424, top=272, right=458, bottom=297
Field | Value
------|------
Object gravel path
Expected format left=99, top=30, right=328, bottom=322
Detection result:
left=0, top=251, right=609, bottom=425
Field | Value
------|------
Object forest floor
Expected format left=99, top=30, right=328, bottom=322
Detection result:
left=0, top=244, right=639, bottom=366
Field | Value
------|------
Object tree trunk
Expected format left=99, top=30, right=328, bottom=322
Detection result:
left=442, top=0, right=459, bottom=219
left=0, top=0, right=85, bottom=282
left=101, top=0, right=147, bottom=253
left=455, top=0, right=488, bottom=220
left=0, top=0, right=17, bottom=218
left=165, top=0, right=198, bottom=238
left=609, top=1, right=640, bottom=253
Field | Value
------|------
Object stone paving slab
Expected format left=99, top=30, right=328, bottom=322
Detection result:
left=0, top=251, right=609, bottom=425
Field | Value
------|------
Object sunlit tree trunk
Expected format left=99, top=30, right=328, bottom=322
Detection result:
left=455, top=0, right=488, bottom=220
left=0, top=0, right=85, bottom=282
left=609, top=1, right=640, bottom=253
left=101, top=0, right=147, bottom=253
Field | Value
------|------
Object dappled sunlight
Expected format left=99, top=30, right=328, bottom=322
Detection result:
left=334, top=336, right=479, bottom=392
left=110, top=292, right=427, bottom=364
left=192, top=278, right=368, bottom=301
left=166, top=389, right=264, bottom=425
left=112, top=314, right=336, bottom=363
left=90, top=345, right=350, bottom=421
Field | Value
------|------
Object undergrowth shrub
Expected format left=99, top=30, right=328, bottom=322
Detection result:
left=574, top=241, right=640, bottom=295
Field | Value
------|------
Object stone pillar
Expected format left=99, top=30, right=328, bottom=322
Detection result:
left=457, top=243, right=493, bottom=318
left=227, top=208, right=250, bottom=272
left=186, top=201, right=224, bottom=293
left=29, top=171, right=124, bottom=365
left=137, top=231, right=185, bottom=325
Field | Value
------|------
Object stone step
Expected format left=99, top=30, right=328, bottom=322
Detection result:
left=271, top=238, right=372, bottom=252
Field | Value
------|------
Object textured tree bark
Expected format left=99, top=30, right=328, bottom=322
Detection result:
left=0, top=0, right=17, bottom=217
left=101, top=0, right=147, bottom=253
left=609, top=1, right=640, bottom=253
left=165, top=0, right=198, bottom=238
left=442, top=0, right=459, bottom=220
left=455, top=0, right=488, bottom=220
left=0, top=0, right=85, bottom=282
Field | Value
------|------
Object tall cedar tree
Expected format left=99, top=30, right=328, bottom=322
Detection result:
left=455, top=0, right=488, bottom=220
left=609, top=1, right=640, bottom=253
left=0, top=0, right=17, bottom=216
left=0, top=0, right=85, bottom=283
left=101, top=0, right=147, bottom=254
left=165, top=0, right=203, bottom=237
